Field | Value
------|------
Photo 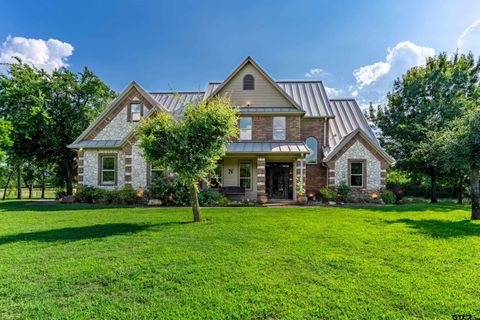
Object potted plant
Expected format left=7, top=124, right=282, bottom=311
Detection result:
left=296, top=177, right=307, bottom=205
left=257, top=192, right=268, bottom=204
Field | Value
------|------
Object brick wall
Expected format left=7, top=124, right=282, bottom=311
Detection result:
left=301, top=118, right=327, bottom=195
left=251, top=115, right=301, bottom=141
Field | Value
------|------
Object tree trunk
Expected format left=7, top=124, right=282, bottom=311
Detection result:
left=470, top=165, right=479, bottom=220
left=430, top=168, right=438, bottom=203
left=16, top=167, right=22, bottom=200
left=189, top=183, right=201, bottom=222
left=457, top=175, right=464, bottom=204
left=65, top=161, right=73, bottom=196
left=2, top=170, right=13, bottom=200
left=28, top=185, right=33, bottom=199
left=41, top=172, right=46, bottom=199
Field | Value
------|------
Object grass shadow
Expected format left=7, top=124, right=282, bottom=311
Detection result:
left=0, top=222, right=180, bottom=245
left=0, top=201, right=144, bottom=213
left=385, top=219, right=480, bottom=238
left=345, top=202, right=469, bottom=213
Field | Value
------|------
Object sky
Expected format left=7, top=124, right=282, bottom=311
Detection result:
left=1, top=0, right=480, bottom=108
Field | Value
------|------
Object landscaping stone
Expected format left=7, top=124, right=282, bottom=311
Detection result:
left=60, top=195, right=75, bottom=204
left=147, top=199, right=163, bottom=206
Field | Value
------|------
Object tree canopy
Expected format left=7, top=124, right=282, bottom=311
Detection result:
left=138, top=96, right=238, bottom=222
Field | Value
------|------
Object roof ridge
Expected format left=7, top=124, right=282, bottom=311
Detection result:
left=276, top=80, right=324, bottom=83
left=329, top=98, right=357, bottom=101
left=149, top=91, right=205, bottom=94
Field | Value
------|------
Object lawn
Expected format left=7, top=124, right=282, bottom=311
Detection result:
left=0, top=201, right=479, bottom=319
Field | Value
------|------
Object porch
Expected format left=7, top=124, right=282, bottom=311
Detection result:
left=216, top=141, right=309, bottom=202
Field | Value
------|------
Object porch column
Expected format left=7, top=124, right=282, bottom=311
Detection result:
left=295, top=158, right=306, bottom=195
left=256, top=157, right=266, bottom=200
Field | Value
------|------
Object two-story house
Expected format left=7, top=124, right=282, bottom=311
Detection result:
left=69, top=57, right=394, bottom=202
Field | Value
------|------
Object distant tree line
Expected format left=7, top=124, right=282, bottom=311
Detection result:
left=368, top=52, right=480, bottom=219
left=0, top=58, right=116, bottom=199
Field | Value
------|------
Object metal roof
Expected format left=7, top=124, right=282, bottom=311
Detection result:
left=227, top=141, right=309, bottom=154
left=204, top=81, right=333, bottom=117
left=149, top=92, right=204, bottom=118
left=328, top=99, right=379, bottom=148
left=239, top=106, right=303, bottom=114
left=68, top=140, right=121, bottom=149
left=276, top=81, right=333, bottom=117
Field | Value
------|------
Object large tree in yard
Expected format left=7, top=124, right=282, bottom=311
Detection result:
left=435, top=98, right=480, bottom=219
left=138, top=96, right=238, bottom=222
left=0, top=59, right=116, bottom=195
left=370, top=52, right=480, bottom=203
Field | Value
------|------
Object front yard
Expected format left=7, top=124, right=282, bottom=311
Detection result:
left=0, top=201, right=478, bottom=319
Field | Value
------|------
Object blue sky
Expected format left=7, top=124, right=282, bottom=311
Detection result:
left=1, top=0, right=480, bottom=107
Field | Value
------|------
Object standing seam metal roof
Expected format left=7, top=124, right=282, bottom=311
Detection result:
left=204, top=81, right=333, bottom=117
left=328, top=99, right=379, bottom=148
left=227, top=141, right=309, bottom=154
left=149, top=92, right=204, bottom=118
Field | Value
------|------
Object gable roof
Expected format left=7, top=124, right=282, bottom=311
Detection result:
left=205, top=80, right=333, bottom=117
left=71, top=81, right=168, bottom=145
left=203, top=56, right=304, bottom=112
left=328, top=99, right=378, bottom=147
left=323, top=128, right=395, bottom=164
left=149, top=91, right=204, bottom=119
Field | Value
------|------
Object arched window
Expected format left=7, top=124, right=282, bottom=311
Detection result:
left=243, top=74, right=255, bottom=90
left=306, top=137, right=318, bottom=164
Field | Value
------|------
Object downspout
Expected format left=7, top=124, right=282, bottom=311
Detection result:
left=323, top=117, right=327, bottom=147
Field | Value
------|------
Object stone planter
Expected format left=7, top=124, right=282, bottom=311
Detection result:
left=257, top=194, right=268, bottom=204
left=296, top=195, right=307, bottom=205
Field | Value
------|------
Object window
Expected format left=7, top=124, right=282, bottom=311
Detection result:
left=239, top=161, right=252, bottom=190
left=243, top=74, right=254, bottom=90
left=306, top=137, right=318, bottom=164
left=210, top=162, right=223, bottom=188
left=240, top=117, right=252, bottom=140
left=100, top=155, right=116, bottom=185
left=150, top=163, right=164, bottom=184
left=349, top=161, right=365, bottom=187
left=273, top=116, right=286, bottom=140
left=129, top=103, right=142, bottom=122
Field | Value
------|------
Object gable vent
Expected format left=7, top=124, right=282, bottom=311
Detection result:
left=243, top=74, right=255, bottom=90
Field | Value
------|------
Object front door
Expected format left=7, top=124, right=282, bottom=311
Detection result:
left=266, top=163, right=293, bottom=199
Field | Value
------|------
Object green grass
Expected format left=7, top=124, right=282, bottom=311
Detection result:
left=0, top=201, right=479, bottom=319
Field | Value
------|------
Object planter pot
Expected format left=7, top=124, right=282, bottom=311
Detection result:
left=296, top=195, right=307, bottom=205
left=257, top=194, right=268, bottom=204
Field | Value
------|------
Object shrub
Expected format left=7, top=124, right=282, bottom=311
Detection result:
left=75, top=186, right=139, bottom=205
left=320, top=187, right=337, bottom=202
left=55, top=188, right=66, bottom=200
left=381, top=189, right=396, bottom=204
left=148, top=174, right=190, bottom=206
left=336, top=181, right=351, bottom=202
left=198, top=189, right=229, bottom=206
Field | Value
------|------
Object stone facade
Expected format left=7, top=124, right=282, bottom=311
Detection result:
left=82, top=149, right=125, bottom=189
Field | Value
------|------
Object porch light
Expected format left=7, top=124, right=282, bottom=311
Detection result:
left=245, top=101, right=251, bottom=106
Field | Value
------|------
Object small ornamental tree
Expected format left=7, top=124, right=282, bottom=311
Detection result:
left=138, top=96, right=238, bottom=222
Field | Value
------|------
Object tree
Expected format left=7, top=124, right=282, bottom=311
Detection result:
left=370, top=52, right=480, bottom=203
left=0, top=119, right=12, bottom=161
left=0, top=60, right=116, bottom=195
left=435, top=99, right=480, bottom=219
left=138, top=96, right=238, bottom=222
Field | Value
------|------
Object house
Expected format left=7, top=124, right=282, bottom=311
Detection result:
left=68, top=57, right=395, bottom=202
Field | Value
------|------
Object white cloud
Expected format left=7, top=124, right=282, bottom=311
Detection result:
left=305, top=68, right=329, bottom=78
left=0, top=36, right=74, bottom=72
left=352, top=41, right=435, bottom=105
left=324, top=86, right=344, bottom=98
left=457, top=17, right=480, bottom=55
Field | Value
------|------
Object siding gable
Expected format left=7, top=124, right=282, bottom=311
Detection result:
left=217, top=62, right=295, bottom=108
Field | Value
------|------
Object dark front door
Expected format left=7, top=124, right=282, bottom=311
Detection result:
left=266, top=163, right=293, bottom=199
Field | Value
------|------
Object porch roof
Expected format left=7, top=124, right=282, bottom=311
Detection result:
left=226, top=141, right=309, bottom=154
left=67, top=140, right=121, bottom=149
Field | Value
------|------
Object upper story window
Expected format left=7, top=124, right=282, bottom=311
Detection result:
left=243, top=74, right=255, bottom=90
left=273, top=116, right=286, bottom=140
left=240, top=117, right=252, bottom=140
left=129, top=103, right=143, bottom=122
left=306, top=137, right=318, bottom=164
left=100, top=154, right=116, bottom=185
left=349, top=160, right=365, bottom=187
